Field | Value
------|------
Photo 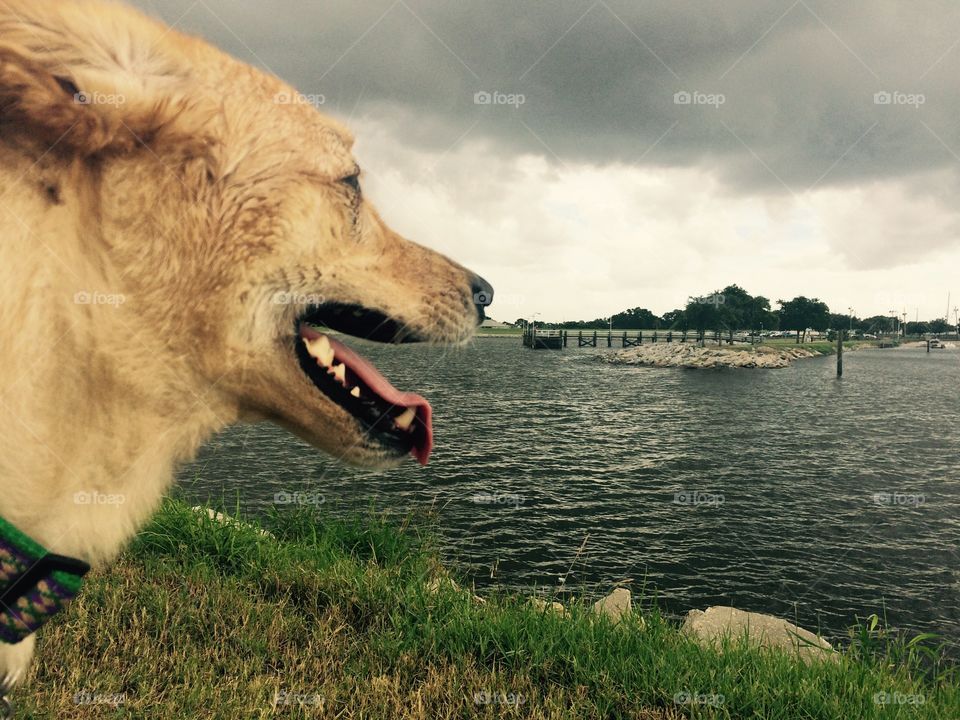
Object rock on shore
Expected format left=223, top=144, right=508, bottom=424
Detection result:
left=601, top=343, right=820, bottom=369
left=682, top=606, right=835, bottom=663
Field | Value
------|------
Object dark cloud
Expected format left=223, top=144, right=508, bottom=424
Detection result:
left=133, top=0, right=960, bottom=192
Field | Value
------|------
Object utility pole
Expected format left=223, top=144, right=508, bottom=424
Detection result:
left=837, top=327, right=843, bottom=377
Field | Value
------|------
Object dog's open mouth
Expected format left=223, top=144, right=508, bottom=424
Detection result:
left=294, top=304, right=433, bottom=465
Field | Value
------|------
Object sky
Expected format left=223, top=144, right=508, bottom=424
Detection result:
left=134, top=0, right=960, bottom=323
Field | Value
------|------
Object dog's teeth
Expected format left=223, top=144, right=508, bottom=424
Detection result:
left=350, top=386, right=361, bottom=398
left=304, top=335, right=334, bottom=367
left=395, top=407, right=416, bottom=431
left=332, top=363, right=346, bottom=385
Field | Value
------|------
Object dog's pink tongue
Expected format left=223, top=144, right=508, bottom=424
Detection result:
left=302, top=326, right=433, bottom=465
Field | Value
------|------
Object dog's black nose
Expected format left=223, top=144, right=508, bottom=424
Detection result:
left=470, top=274, right=494, bottom=324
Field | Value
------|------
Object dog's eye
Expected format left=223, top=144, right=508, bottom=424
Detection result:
left=340, top=172, right=361, bottom=194
left=54, top=76, right=80, bottom=98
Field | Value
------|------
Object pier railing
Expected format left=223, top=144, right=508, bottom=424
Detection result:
left=522, top=327, right=760, bottom=350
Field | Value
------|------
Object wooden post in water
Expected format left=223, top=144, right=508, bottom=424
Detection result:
left=607, top=331, right=612, bottom=348
left=927, top=339, right=931, bottom=353
left=836, top=330, right=843, bottom=377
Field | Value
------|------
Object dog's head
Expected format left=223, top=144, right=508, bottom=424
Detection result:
left=0, top=0, right=492, bottom=468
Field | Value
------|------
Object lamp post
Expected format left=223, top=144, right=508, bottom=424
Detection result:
left=847, top=307, right=854, bottom=337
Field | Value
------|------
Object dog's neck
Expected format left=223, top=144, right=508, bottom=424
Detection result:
left=0, top=145, right=237, bottom=564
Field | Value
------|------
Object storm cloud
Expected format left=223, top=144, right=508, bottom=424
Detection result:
left=131, top=0, right=960, bottom=320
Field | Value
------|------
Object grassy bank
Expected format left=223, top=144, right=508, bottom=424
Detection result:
left=16, top=499, right=957, bottom=719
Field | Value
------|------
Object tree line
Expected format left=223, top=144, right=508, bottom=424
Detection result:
left=516, top=284, right=957, bottom=338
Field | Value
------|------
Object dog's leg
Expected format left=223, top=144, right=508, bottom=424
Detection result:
left=0, top=634, right=35, bottom=701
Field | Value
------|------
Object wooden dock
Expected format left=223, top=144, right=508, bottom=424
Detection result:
left=522, top=327, right=759, bottom=350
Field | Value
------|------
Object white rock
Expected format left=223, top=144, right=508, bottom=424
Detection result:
left=191, top=506, right=274, bottom=538
left=682, top=606, right=834, bottom=663
left=530, top=597, right=569, bottom=617
left=592, top=588, right=634, bottom=625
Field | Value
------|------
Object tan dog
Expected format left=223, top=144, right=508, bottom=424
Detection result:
left=0, top=0, right=492, bottom=686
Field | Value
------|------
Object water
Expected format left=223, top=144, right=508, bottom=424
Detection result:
left=178, top=339, right=960, bottom=650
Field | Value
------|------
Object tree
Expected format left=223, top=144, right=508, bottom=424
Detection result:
left=862, top=315, right=896, bottom=333
left=609, top=307, right=660, bottom=330
left=929, top=318, right=951, bottom=334
left=661, top=309, right=688, bottom=330
left=777, top=296, right=830, bottom=342
left=829, top=312, right=857, bottom=330
left=684, top=294, right=724, bottom=337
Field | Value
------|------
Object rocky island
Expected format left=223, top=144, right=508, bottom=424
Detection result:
left=601, top=343, right=827, bottom=369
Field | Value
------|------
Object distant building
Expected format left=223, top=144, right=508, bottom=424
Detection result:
left=479, top=318, right=511, bottom=328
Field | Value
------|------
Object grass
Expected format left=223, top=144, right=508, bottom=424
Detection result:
left=13, top=499, right=958, bottom=719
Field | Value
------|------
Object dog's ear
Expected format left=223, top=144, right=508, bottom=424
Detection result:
left=0, top=41, right=217, bottom=158
left=0, top=45, right=115, bottom=153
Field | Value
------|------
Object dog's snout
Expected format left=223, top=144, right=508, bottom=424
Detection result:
left=470, top=274, right=494, bottom=324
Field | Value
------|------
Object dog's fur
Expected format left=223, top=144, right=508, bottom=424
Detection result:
left=0, top=0, right=483, bottom=684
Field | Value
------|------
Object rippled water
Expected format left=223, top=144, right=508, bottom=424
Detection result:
left=178, top=339, right=960, bottom=649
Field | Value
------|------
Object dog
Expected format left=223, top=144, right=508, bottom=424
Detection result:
left=0, top=0, right=492, bottom=687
